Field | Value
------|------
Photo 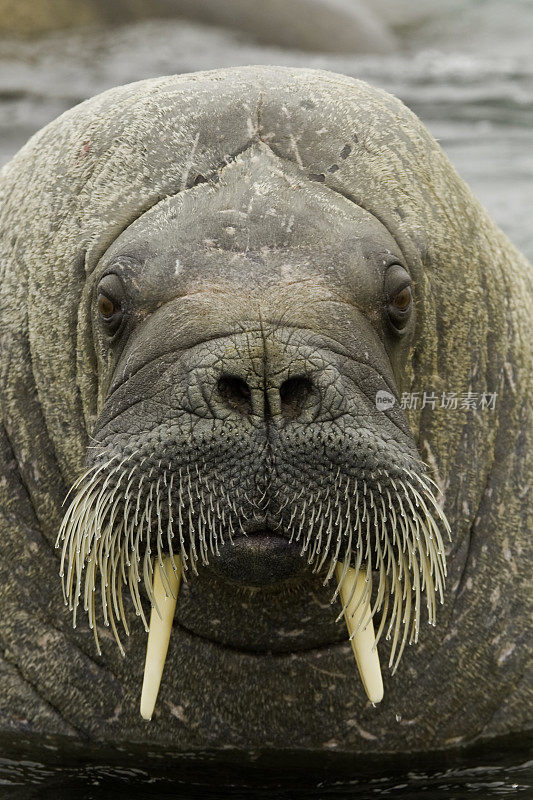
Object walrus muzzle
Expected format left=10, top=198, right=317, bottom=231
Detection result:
left=57, top=327, right=449, bottom=718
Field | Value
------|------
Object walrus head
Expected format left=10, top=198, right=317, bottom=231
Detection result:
left=57, top=141, right=449, bottom=715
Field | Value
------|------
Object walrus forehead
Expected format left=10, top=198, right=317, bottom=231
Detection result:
left=99, top=145, right=404, bottom=299
left=70, top=69, right=430, bottom=291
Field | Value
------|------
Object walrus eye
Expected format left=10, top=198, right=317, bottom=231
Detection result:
left=96, top=274, right=125, bottom=334
left=97, top=294, right=118, bottom=319
left=387, top=283, right=412, bottom=331
left=384, top=263, right=413, bottom=333
left=391, top=286, right=412, bottom=312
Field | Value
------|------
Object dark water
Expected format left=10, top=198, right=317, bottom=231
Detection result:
left=0, top=732, right=532, bottom=798
left=0, top=1, right=532, bottom=796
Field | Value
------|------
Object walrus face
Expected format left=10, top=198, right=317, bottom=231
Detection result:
left=58, top=147, right=449, bottom=716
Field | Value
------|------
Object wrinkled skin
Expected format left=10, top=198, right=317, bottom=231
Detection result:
left=0, top=67, right=531, bottom=755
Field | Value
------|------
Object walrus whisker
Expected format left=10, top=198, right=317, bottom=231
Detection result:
left=334, top=546, right=352, bottom=608
left=371, top=515, right=387, bottom=621
left=303, top=496, right=319, bottom=559
left=111, top=522, right=126, bottom=618
left=310, top=495, right=330, bottom=563
left=326, top=498, right=346, bottom=594
left=61, top=461, right=105, bottom=508
left=175, top=469, right=189, bottom=569
left=316, top=500, right=335, bottom=576
left=408, top=471, right=451, bottom=536
left=395, top=552, right=412, bottom=669
left=348, top=561, right=373, bottom=636
left=388, top=572, right=403, bottom=671
left=118, top=550, right=130, bottom=637
left=58, top=435, right=450, bottom=717
left=406, top=467, right=444, bottom=501
left=165, top=472, right=180, bottom=573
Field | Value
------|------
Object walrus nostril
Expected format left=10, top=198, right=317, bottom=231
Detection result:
left=279, top=376, right=314, bottom=419
left=217, top=374, right=253, bottom=415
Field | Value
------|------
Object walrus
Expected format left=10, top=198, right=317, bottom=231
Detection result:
left=0, top=0, right=394, bottom=54
left=0, top=66, right=530, bottom=754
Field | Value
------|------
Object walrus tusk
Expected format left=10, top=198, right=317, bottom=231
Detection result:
left=140, top=555, right=181, bottom=720
left=335, top=562, right=384, bottom=704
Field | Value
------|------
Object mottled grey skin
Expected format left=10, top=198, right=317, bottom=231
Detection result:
left=0, top=67, right=531, bottom=754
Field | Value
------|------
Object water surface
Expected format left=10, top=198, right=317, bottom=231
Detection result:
left=0, top=731, right=531, bottom=798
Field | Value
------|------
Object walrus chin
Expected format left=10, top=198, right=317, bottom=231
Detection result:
left=56, top=446, right=450, bottom=720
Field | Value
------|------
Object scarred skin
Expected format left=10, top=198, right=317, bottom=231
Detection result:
left=0, top=67, right=531, bottom=753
